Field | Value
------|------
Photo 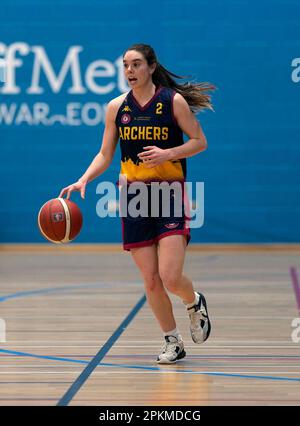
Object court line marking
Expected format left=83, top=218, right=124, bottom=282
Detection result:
left=1, top=349, right=300, bottom=381
left=56, top=294, right=147, bottom=406
left=1, top=316, right=294, bottom=319
left=0, top=282, right=142, bottom=303
left=2, top=345, right=300, bottom=349
left=1, top=372, right=300, bottom=376
left=2, top=354, right=300, bottom=359
left=0, top=349, right=87, bottom=364
left=2, top=365, right=300, bottom=368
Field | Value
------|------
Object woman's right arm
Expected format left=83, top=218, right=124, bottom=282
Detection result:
left=59, top=99, right=120, bottom=199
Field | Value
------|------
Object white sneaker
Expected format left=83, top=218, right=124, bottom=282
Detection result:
left=156, top=335, right=186, bottom=364
left=188, top=292, right=211, bottom=344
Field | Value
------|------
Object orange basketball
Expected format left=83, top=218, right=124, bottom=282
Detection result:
left=38, top=198, right=83, bottom=243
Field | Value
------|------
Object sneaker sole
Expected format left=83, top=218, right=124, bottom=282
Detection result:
left=156, top=350, right=186, bottom=364
left=191, top=293, right=211, bottom=344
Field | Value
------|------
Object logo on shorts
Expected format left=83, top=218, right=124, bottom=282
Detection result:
left=52, top=213, right=64, bottom=222
left=121, top=113, right=131, bottom=124
left=164, top=223, right=179, bottom=229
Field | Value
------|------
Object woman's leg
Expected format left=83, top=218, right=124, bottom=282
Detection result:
left=158, top=234, right=211, bottom=344
left=131, top=244, right=176, bottom=333
left=158, top=234, right=195, bottom=303
left=131, top=243, right=186, bottom=363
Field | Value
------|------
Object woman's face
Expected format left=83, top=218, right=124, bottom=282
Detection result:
left=123, top=50, right=156, bottom=88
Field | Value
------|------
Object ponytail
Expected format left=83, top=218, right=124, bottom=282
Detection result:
left=124, top=44, right=215, bottom=113
left=153, top=63, right=215, bottom=113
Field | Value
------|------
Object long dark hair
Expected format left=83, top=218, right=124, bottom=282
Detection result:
left=124, top=43, right=215, bottom=113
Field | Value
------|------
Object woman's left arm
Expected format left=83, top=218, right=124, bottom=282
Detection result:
left=138, top=93, right=207, bottom=167
left=169, top=92, right=207, bottom=159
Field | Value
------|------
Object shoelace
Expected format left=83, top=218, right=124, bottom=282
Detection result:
left=161, top=342, right=177, bottom=354
left=189, top=309, right=206, bottom=327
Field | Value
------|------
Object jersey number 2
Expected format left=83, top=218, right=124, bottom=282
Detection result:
left=156, top=103, right=163, bottom=114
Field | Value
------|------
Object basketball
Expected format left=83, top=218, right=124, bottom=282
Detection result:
left=37, top=198, right=83, bottom=243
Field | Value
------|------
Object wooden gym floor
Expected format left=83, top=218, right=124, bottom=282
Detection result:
left=0, top=244, right=300, bottom=406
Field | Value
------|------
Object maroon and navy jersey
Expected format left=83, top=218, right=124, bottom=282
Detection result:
left=115, top=85, right=186, bottom=182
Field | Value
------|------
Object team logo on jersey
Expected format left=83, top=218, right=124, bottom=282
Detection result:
left=52, top=213, right=64, bottom=222
left=122, top=106, right=132, bottom=112
left=121, top=113, right=131, bottom=124
left=164, top=223, right=179, bottom=229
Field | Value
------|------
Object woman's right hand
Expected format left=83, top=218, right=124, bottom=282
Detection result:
left=59, top=180, right=87, bottom=200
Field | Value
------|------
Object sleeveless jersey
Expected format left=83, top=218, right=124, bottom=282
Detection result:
left=115, top=85, right=186, bottom=182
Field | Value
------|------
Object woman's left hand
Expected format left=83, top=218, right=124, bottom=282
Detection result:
left=138, top=146, right=171, bottom=168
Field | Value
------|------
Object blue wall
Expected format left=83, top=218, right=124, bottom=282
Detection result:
left=1, top=0, right=299, bottom=243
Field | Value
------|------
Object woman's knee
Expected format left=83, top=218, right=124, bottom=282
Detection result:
left=143, top=271, right=163, bottom=293
left=159, top=269, right=182, bottom=293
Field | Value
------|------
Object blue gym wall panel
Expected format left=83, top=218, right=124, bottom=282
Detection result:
left=0, top=0, right=299, bottom=243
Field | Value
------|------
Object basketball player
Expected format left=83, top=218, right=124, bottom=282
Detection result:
left=59, top=44, right=214, bottom=364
